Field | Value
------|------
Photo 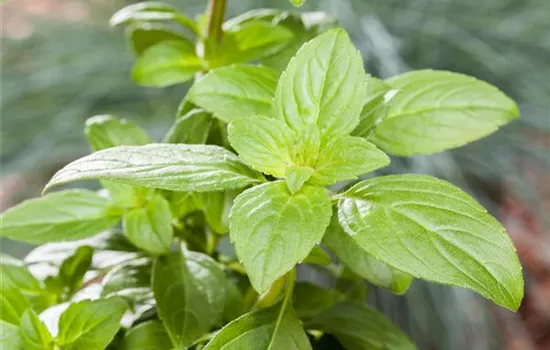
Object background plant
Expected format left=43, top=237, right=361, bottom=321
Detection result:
left=0, top=0, right=540, bottom=350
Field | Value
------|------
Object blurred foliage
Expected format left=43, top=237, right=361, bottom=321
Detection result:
left=1, top=0, right=548, bottom=349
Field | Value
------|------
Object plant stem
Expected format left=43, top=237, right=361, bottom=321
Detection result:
left=206, top=0, right=227, bottom=42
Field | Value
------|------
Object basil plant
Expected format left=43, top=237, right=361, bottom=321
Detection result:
left=0, top=1, right=523, bottom=349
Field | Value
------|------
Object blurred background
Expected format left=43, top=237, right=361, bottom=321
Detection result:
left=1, top=0, right=549, bottom=349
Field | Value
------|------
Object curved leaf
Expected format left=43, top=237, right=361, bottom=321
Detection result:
left=338, top=174, right=523, bottom=310
left=19, top=309, right=55, bottom=350
left=0, top=190, right=120, bottom=244
left=371, top=70, right=519, bottom=155
left=189, top=65, right=278, bottom=123
left=230, top=181, right=332, bottom=292
left=273, top=28, right=366, bottom=137
left=45, top=144, right=262, bottom=193
left=123, top=320, right=172, bottom=350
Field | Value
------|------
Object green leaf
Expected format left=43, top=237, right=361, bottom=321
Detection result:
left=122, top=320, right=172, bottom=350
left=19, top=309, right=54, bottom=350
left=0, top=320, right=21, bottom=349
left=110, top=2, right=197, bottom=33
left=290, top=0, right=306, bottom=7
left=57, top=246, right=94, bottom=296
left=323, top=214, right=412, bottom=295
left=292, top=282, right=340, bottom=319
left=169, top=192, right=198, bottom=218
left=152, top=249, right=226, bottom=347
left=193, top=190, right=238, bottom=234
left=0, top=287, right=31, bottom=325
left=309, top=136, right=390, bottom=186
left=84, top=115, right=150, bottom=152
left=127, top=23, right=192, bottom=56
left=352, top=77, right=393, bottom=138
left=101, top=258, right=152, bottom=300
left=370, top=70, right=520, bottom=155
left=45, top=144, right=263, bottom=193
left=228, top=116, right=294, bottom=178
left=188, top=65, right=278, bottom=123
left=286, top=166, right=314, bottom=194
left=222, top=278, right=244, bottom=323
left=132, top=40, right=202, bottom=87
left=307, top=302, right=416, bottom=350
left=337, top=174, right=524, bottom=310
left=0, top=261, right=52, bottom=312
left=123, top=194, right=174, bottom=255
left=57, top=297, right=127, bottom=350
left=0, top=190, right=120, bottom=244
left=163, top=109, right=213, bottom=144
left=230, top=181, right=332, bottom=292
left=209, top=21, right=293, bottom=67
left=273, top=28, right=366, bottom=137
left=302, top=245, right=331, bottom=266
left=260, top=11, right=335, bottom=72
left=203, top=302, right=311, bottom=350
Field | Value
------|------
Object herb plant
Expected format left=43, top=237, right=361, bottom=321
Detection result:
left=0, top=1, right=524, bottom=349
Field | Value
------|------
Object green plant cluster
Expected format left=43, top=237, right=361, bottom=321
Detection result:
left=0, top=1, right=524, bottom=349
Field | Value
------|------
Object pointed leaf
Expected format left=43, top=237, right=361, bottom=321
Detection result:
left=189, top=65, right=278, bottom=123
left=352, top=77, right=393, bottom=138
left=338, top=174, right=523, bottom=310
left=57, top=246, right=94, bottom=296
left=57, top=298, right=127, bottom=350
left=122, top=320, right=172, bottom=350
left=286, top=166, right=314, bottom=194
left=127, top=23, right=192, bottom=56
left=274, top=28, right=366, bottom=137
left=84, top=115, right=150, bottom=152
left=371, top=70, right=520, bottom=155
left=309, top=136, right=390, bottom=186
left=19, top=309, right=55, bottom=350
left=45, top=144, right=262, bottom=193
left=132, top=40, right=202, bottom=87
left=323, top=214, right=412, bottom=294
left=152, top=249, right=226, bottom=347
left=307, top=302, right=416, bottom=350
left=228, top=116, right=294, bottom=178
left=123, top=194, right=173, bottom=255
left=0, top=287, right=31, bottom=325
left=204, top=303, right=311, bottom=350
left=230, top=181, right=332, bottom=292
left=0, top=190, right=120, bottom=244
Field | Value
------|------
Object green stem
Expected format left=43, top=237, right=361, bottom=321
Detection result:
left=206, top=0, right=227, bottom=42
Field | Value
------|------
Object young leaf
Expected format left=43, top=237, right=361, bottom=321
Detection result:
left=45, top=144, right=263, bottom=193
left=203, top=302, right=311, bottom=350
left=122, top=320, right=173, bottom=350
left=302, top=245, right=331, bottom=266
left=163, top=109, right=213, bottom=144
left=338, top=174, right=524, bottom=310
left=286, top=165, right=314, bottom=194
left=57, top=298, right=127, bottom=350
left=0, top=287, right=31, bottom=325
left=132, top=40, right=202, bottom=87
left=228, top=116, right=294, bottom=178
left=0, top=320, right=21, bottom=349
left=127, top=23, right=191, bottom=56
left=370, top=70, right=520, bottom=155
left=57, top=246, right=94, bottom=296
left=307, top=302, right=416, bottom=350
left=110, top=2, right=197, bottom=33
left=323, top=214, right=412, bottom=295
left=19, top=309, right=55, bottom=350
left=352, top=77, right=393, bottom=138
left=188, top=65, right=278, bottom=123
left=0, top=190, right=120, bottom=244
left=273, top=28, right=366, bottom=137
left=152, top=249, right=226, bottom=347
left=309, top=136, right=390, bottom=186
left=123, top=194, right=174, bottom=255
left=292, top=282, right=340, bottom=319
left=209, top=21, right=293, bottom=67
left=230, top=181, right=332, bottom=292
left=290, top=0, right=306, bottom=7
left=84, top=115, right=150, bottom=152
left=0, top=262, right=42, bottom=299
